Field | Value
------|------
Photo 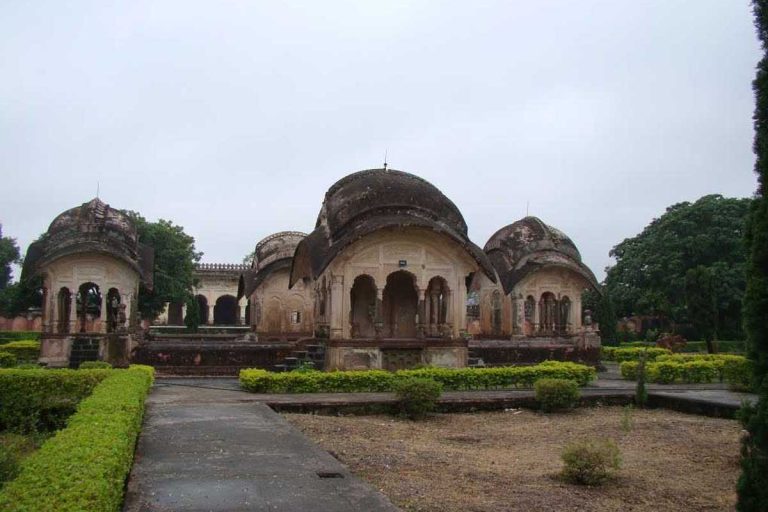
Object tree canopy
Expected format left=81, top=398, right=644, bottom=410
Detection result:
left=0, top=224, right=21, bottom=290
left=738, top=2, right=768, bottom=508
left=604, top=194, right=751, bottom=339
left=123, top=212, right=202, bottom=321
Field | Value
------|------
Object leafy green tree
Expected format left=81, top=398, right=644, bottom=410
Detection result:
left=184, top=295, right=201, bottom=332
left=738, top=2, right=768, bottom=509
left=0, top=225, right=21, bottom=290
left=123, top=212, right=202, bottom=321
left=605, top=194, right=751, bottom=339
left=582, top=288, right=617, bottom=345
left=684, top=266, right=717, bottom=353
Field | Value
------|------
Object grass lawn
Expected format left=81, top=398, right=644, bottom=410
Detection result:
left=286, top=406, right=740, bottom=512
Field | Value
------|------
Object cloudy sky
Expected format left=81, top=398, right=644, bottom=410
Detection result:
left=0, top=1, right=761, bottom=281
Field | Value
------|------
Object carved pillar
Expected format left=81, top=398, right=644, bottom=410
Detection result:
left=429, top=292, right=438, bottom=337
left=417, top=288, right=426, bottom=339
left=374, top=287, right=384, bottom=339
left=99, top=289, right=108, bottom=333
left=329, top=275, right=344, bottom=339
left=181, top=303, right=188, bottom=324
left=238, top=300, right=247, bottom=326
left=69, top=291, right=78, bottom=334
left=207, top=304, right=214, bottom=325
left=444, top=290, right=453, bottom=338
left=535, top=298, right=541, bottom=335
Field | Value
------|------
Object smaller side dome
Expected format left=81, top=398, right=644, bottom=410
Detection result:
left=239, top=231, right=306, bottom=299
left=22, top=198, right=153, bottom=288
left=485, top=216, right=597, bottom=294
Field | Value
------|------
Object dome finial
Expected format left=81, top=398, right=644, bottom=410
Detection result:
left=383, top=149, right=388, bottom=171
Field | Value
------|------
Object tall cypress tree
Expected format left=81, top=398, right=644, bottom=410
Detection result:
left=737, top=2, right=768, bottom=509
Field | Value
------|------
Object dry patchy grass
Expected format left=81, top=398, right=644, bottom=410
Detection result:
left=285, top=406, right=740, bottom=512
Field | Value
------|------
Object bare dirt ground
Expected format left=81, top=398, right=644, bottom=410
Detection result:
left=285, top=407, right=741, bottom=512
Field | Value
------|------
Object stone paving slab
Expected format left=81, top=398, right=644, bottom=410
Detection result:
left=123, top=383, right=400, bottom=512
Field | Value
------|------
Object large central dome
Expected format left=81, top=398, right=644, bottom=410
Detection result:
left=316, top=169, right=468, bottom=240
left=291, top=168, right=496, bottom=285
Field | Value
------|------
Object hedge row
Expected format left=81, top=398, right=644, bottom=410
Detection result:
left=239, top=361, right=596, bottom=393
left=0, top=341, right=40, bottom=363
left=0, top=368, right=112, bottom=433
left=601, top=347, right=672, bottom=362
left=0, top=365, right=154, bottom=512
left=620, top=355, right=752, bottom=386
left=0, top=332, right=40, bottom=343
left=679, top=340, right=746, bottom=353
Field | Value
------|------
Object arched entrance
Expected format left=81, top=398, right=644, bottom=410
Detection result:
left=106, top=288, right=121, bottom=333
left=383, top=271, right=418, bottom=338
left=196, top=295, right=209, bottom=325
left=76, top=282, right=101, bottom=332
left=350, top=275, right=377, bottom=338
left=539, top=292, right=557, bottom=335
left=214, top=295, right=238, bottom=325
left=57, top=287, right=71, bottom=334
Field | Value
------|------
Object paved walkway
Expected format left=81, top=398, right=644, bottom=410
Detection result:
left=123, top=383, right=399, bottom=512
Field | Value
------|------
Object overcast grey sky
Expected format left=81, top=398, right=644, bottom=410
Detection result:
left=0, top=1, right=761, bottom=282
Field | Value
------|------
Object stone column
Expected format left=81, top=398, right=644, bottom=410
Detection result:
left=207, top=304, right=214, bottom=325
left=329, top=275, right=344, bottom=339
left=417, top=288, right=426, bottom=339
left=374, top=287, right=384, bottom=339
left=181, top=303, right=188, bottom=324
left=69, top=291, right=78, bottom=334
left=238, top=299, right=247, bottom=326
left=444, top=289, right=453, bottom=338
left=99, top=288, right=108, bottom=333
left=535, top=298, right=541, bottom=335
left=430, top=292, right=439, bottom=337
left=158, top=302, right=169, bottom=325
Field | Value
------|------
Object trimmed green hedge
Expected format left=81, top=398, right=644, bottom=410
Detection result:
left=0, top=368, right=112, bottom=433
left=0, top=332, right=40, bottom=344
left=0, top=365, right=154, bottom=511
left=601, top=347, right=671, bottom=362
left=0, top=342, right=40, bottom=363
left=620, top=355, right=752, bottom=386
left=679, top=340, right=746, bottom=353
left=0, top=352, right=15, bottom=368
left=535, top=378, right=580, bottom=412
left=239, top=361, right=596, bottom=393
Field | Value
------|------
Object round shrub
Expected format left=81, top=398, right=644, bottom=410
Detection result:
left=534, top=378, right=580, bottom=412
left=78, top=361, right=112, bottom=370
left=0, top=352, right=16, bottom=369
left=561, top=438, right=621, bottom=485
left=393, top=377, right=443, bottom=419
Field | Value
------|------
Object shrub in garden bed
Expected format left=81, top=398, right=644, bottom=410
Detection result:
left=561, top=438, right=621, bottom=485
left=239, top=361, right=596, bottom=393
left=393, top=377, right=443, bottom=419
left=0, top=332, right=40, bottom=344
left=79, top=361, right=112, bottom=369
left=0, top=341, right=40, bottom=363
left=534, top=378, right=580, bottom=412
left=601, top=347, right=671, bottom=362
left=0, top=368, right=112, bottom=433
left=0, top=352, right=15, bottom=368
left=620, top=355, right=752, bottom=386
left=0, top=365, right=154, bottom=511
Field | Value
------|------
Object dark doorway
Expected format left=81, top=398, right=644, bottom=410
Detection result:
left=57, top=287, right=71, bottom=334
left=350, top=275, right=377, bottom=338
left=214, top=295, right=238, bottom=325
left=383, top=271, right=418, bottom=338
left=76, top=282, right=101, bottom=333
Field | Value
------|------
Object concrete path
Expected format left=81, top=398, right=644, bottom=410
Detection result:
left=123, top=383, right=400, bottom=512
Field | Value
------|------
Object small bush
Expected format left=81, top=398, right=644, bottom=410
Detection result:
left=393, top=377, right=443, bottom=419
left=78, top=361, right=112, bottom=370
left=561, top=438, right=621, bottom=485
left=601, top=347, right=671, bottom=362
left=535, top=378, right=580, bottom=412
left=0, top=352, right=16, bottom=368
left=0, top=341, right=40, bottom=363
